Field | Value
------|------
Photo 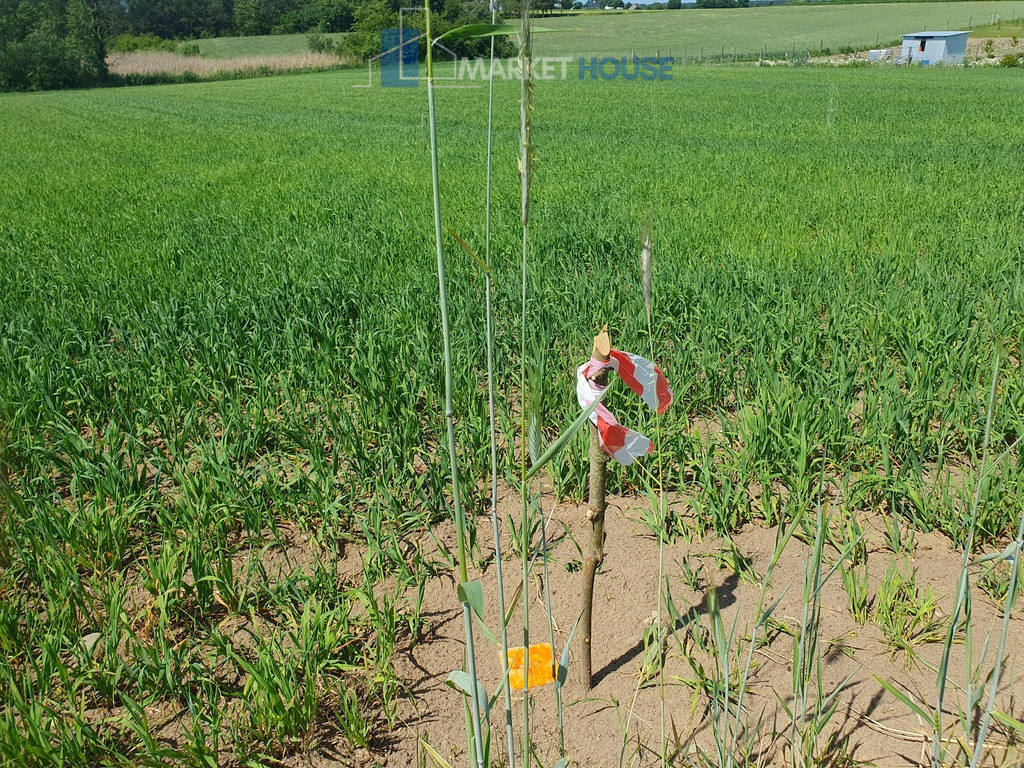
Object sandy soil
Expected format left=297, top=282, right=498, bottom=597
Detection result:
left=366, top=485, right=1024, bottom=768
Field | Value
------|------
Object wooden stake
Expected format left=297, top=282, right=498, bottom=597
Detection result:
left=580, top=325, right=610, bottom=690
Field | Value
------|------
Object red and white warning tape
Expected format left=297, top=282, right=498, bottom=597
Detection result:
left=575, top=348, right=672, bottom=466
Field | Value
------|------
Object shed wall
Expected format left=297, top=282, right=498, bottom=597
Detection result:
left=901, top=33, right=968, bottom=65
left=943, top=35, right=968, bottom=63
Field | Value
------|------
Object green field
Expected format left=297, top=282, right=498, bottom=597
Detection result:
left=970, top=16, right=1024, bottom=35
left=188, top=2, right=1024, bottom=60
left=532, top=0, right=1024, bottom=56
left=2, top=59, right=1023, bottom=763
left=192, top=30, right=347, bottom=58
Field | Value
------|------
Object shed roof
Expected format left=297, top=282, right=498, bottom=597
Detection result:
left=902, top=31, right=969, bottom=39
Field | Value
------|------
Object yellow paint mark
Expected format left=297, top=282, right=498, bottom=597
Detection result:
left=507, top=643, right=556, bottom=691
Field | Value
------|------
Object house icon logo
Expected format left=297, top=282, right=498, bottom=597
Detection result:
left=380, top=27, right=419, bottom=87
left=356, top=9, right=462, bottom=88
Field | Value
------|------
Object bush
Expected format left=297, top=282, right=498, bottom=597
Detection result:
left=998, top=53, right=1022, bottom=68
left=178, top=43, right=201, bottom=57
left=107, top=34, right=177, bottom=54
left=307, top=32, right=337, bottom=55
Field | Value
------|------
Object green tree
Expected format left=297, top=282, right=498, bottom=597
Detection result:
left=124, top=0, right=232, bottom=39
left=278, top=0, right=356, bottom=33
left=234, top=0, right=273, bottom=36
left=340, top=0, right=399, bottom=60
left=232, top=0, right=302, bottom=36
left=0, top=0, right=120, bottom=91
left=69, top=0, right=119, bottom=82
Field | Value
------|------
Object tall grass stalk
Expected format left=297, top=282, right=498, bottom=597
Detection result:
left=971, top=503, right=1024, bottom=766
left=424, top=4, right=484, bottom=765
left=538, top=495, right=566, bottom=755
left=616, top=221, right=668, bottom=767
left=725, top=512, right=804, bottom=767
left=518, top=2, right=535, bottom=765
left=933, top=355, right=999, bottom=766
left=641, top=217, right=668, bottom=768
left=0, top=436, right=10, bottom=570
left=484, top=4, right=516, bottom=765
left=785, top=472, right=859, bottom=767
left=790, top=490, right=827, bottom=767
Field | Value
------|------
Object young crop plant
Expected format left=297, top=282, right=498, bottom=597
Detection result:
left=784, top=489, right=861, bottom=768
left=978, top=557, right=1023, bottom=606
left=839, top=557, right=870, bottom=626
left=873, top=561, right=945, bottom=667
left=871, top=357, right=1024, bottom=767
left=836, top=506, right=870, bottom=625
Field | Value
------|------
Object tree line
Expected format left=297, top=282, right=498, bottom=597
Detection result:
left=0, top=0, right=771, bottom=92
left=1, top=0, right=521, bottom=91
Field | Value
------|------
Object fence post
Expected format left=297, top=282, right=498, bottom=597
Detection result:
left=580, top=325, right=610, bottom=691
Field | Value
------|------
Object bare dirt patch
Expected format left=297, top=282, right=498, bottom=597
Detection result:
left=375, top=486, right=1024, bottom=768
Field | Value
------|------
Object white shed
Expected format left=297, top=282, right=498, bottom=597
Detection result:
left=900, top=31, right=969, bottom=65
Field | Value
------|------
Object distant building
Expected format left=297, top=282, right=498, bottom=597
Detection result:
left=900, top=31, right=969, bottom=65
